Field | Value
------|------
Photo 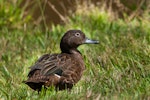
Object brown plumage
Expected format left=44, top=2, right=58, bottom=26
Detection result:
left=24, top=30, right=99, bottom=91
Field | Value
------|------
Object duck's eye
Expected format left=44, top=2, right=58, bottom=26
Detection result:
left=75, top=33, right=80, bottom=37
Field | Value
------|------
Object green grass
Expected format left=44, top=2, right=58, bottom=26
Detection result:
left=0, top=3, right=150, bottom=100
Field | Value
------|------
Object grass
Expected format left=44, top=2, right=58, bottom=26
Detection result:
left=0, top=2, right=150, bottom=100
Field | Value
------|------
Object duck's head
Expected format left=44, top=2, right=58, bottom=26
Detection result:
left=60, top=30, right=99, bottom=53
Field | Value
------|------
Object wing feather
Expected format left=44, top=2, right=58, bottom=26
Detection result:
left=28, top=53, right=71, bottom=77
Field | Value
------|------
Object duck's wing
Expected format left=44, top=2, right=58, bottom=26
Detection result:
left=28, top=53, right=70, bottom=77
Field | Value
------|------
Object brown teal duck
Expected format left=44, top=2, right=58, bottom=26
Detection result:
left=24, top=30, right=99, bottom=92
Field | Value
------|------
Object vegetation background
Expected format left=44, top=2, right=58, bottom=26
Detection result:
left=0, top=0, right=150, bottom=99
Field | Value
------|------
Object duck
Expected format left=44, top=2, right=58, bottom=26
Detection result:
left=24, top=30, right=99, bottom=92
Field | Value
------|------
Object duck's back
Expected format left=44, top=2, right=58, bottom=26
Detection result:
left=25, top=52, right=85, bottom=91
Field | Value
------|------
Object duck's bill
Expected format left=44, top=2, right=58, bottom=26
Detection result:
left=84, top=38, right=99, bottom=44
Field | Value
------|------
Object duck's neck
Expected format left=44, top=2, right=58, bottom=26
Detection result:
left=61, top=48, right=81, bottom=54
left=70, top=49, right=81, bottom=54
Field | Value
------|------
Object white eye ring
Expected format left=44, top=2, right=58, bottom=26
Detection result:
left=75, top=33, right=80, bottom=37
